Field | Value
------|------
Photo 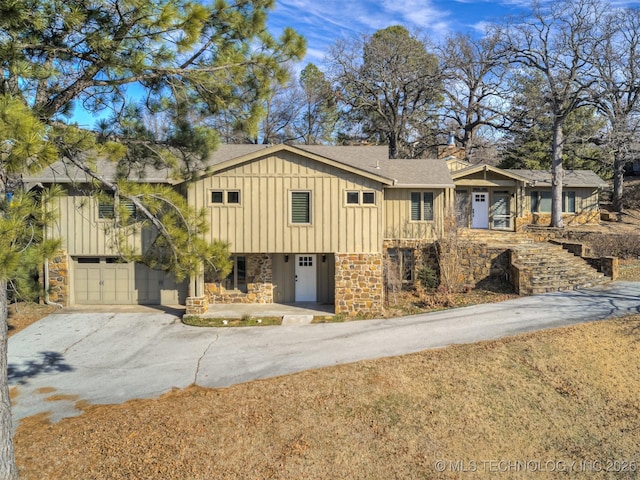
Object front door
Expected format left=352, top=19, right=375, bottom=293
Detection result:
left=295, top=254, right=317, bottom=302
left=472, top=192, right=489, bottom=229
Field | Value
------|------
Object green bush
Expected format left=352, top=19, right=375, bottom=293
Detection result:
left=416, top=264, right=439, bottom=290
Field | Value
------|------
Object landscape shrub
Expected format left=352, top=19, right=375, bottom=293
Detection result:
left=583, top=233, right=640, bottom=259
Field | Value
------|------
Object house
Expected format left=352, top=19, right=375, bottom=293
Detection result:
left=27, top=143, right=608, bottom=315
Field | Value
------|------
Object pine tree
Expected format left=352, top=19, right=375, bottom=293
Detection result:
left=0, top=1, right=305, bottom=477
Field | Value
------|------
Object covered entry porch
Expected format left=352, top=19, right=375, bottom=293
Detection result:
left=451, top=165, right=530, bottom=231
left=200, top=253, right=336, bottom=307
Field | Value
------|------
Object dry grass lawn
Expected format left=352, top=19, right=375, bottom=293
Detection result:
left=14, top=316, right=640, bottom=479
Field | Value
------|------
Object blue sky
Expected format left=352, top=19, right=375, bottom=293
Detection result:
left=268, top=0, right=640, bottom=65
left=73, top=0, right=640, bottom=128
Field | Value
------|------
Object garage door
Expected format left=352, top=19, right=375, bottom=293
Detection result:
left=135, top=263, right=186, bottom=305
left=73, top=258, right=185, bottom=305
left=74, top=258, right=133, bottom=304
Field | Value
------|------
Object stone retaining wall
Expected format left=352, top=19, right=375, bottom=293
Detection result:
left=518, top=211, right=601, bottom=229
left=457, top=245, right=511, bottom=287
left=335, top=253, right=383, bottom=316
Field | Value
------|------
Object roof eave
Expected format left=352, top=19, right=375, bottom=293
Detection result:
left=388, top=183, right=455, bottom=189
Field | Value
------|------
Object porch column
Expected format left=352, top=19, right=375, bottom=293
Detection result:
left=186, top=264, right=208, bottom=315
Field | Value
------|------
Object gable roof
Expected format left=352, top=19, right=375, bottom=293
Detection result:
left=451, top=164, right=532, bottom=183
left=504, top=169, right=608, bottom=188
left=202, top=144, right=393, bottom=185
left=202, top=144, right=454, bottom=188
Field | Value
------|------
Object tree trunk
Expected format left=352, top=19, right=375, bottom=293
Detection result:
left=388, top=133, right=398, bottom=159
left=0, top=281, right=17, bottom=480
left=551, top=119, right=564, bottom=228
left=612, top=150, right=625, bottom=213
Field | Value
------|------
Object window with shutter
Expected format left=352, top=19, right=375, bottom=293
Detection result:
left=423, top=192, right=433, bottom=221
left=98, top=202, right=114, bottom=219
left=411, top=192, right=434, bottom=221
left=410, top=192, right=421, bottom=221
left=291, top=191, right=311, bottom=224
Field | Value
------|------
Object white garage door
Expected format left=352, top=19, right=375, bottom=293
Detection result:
left=73, top=258, right=185, bottom=305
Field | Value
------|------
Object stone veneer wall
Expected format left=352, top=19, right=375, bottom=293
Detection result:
left=185, top=296, right=208, bottom=315
left=383, top=240, right=510, bottom=290
left=457, top=245, right=511, bottom=287
left=205, top=254, right=274, bottom=304
left=47, top=252, right=69, bottom=306
left=516, top=211, right=600, bottom=230
left=334, top=253, right=383, bottom=316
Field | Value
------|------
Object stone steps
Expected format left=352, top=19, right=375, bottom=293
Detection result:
left=457, top=229, right=611, bottom=295
left=458, top=229, right=533, bottom=246
left=511, top=243, right=608, bottom=295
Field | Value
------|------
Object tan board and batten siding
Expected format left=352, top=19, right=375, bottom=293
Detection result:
left=190, top=150, right=385, bottom=253
left=383, top=189, right=447, bottom=240
left=47, top=188, right=145, bottom=255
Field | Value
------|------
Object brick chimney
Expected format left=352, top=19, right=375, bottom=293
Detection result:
left=437, top=132, right=466, bottom=160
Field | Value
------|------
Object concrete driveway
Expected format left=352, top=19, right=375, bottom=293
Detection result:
left=8, top=281, right=640, bottom=425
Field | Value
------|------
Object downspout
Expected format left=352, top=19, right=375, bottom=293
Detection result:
left=43, top=258, right=62, bottom=309
left=41, top=191, right=62, bottom=308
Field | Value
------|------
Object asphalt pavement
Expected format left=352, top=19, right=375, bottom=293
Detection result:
left=8, top=281, right=640, bottom=426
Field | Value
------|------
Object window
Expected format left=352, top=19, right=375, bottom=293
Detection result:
left=298, top=256, right=313, bottom=267
left=98, top=199, right=136, bottom=220
left=211, top=191, right=224, bottom=204
left=98, top=202, right=115, bottom=219
left=410, top=192, right=434, bottom=221
left=362, top=192, right=376, bottom=204
left=77, top=257, right=100, bottom=264
left=227, top=191, right=240, bottom=204
left=346, top=191, right=359, bottom=204
left=291, top=191, right=311, bottom=224
left=563, top=191, right=576, bottom=213
left=223, top=255, right=247, bottom=292
left=210, top=189, right=241, bottom=205
left=346, top=191, right=376, bottom=205
left=388, top=248, right=414, bottom=284
left=531, top=191, right=576, bottom=213
left=531, top=191, right=552, bottom=213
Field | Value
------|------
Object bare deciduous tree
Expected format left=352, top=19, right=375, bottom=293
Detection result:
left=592, top=7, right=640, bottom=212
left=439, top=31, right=510, bottom=161
left=498, top=0, right=602, bottom=227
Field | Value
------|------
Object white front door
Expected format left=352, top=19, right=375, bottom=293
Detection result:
left=472, top=192, right=490, bottom=229
left=295, top=254, right=317, bottom=302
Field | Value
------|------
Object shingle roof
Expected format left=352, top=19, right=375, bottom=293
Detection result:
left=25, top=143, right=455, bottom=188
left=295, top=145, right=454, bottom=187
left=24, top=158, right=177, bottom=185
left=187, top=144, right=453, bottom=187
left=504, top=169, right=608, bottom=188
